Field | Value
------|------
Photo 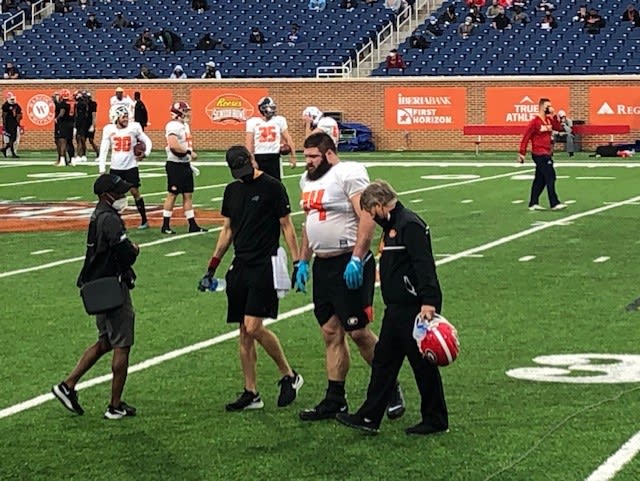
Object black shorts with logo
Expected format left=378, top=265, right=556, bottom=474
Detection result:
left=254, top=153, right=281, bottom=181
left=165, top=161, right=194, bottom=194
left=225, top=259, right=279, bottom=323
left=312, top=251, right=375, bottom=331
left=110, top=167, right=140, bottom=188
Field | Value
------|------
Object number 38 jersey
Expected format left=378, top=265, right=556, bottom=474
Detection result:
left=299, top=162, right=369, bottom=254
left=246, top=115, right=288, bottom=154
left=98, top=121, right=151, bottom=173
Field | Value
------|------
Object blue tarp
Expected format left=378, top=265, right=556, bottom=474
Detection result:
left=338, top=122, right=375, bottom=152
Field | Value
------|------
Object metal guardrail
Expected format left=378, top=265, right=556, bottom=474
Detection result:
left=31, top=0, right=54, bottom=26
left=3, top=10, right=25, bottom=42
left=316, top=65, right=351, bottom=78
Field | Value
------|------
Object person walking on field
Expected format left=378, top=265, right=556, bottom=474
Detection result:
left=518, top=97, right=567, bottom=211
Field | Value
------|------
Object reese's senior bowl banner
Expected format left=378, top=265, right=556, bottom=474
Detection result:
left=485, top=87, right=570, bottom=124
left=384, top=87, right=466, bottom=130
left=589, top=87, right=640, bottom=128
left=190, top=88, right=269, bottom=131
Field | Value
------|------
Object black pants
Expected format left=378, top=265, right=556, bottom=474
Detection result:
left=529, top=154, right=560, bottom=208
left=356, top=304, right=448, bottom=429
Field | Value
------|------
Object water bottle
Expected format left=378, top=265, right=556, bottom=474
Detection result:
left=207, top=277, right=226, bottom=292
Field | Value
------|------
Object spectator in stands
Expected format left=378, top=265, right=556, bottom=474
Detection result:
left=499, top=0, right=513, bottom=8
left=409, top=30, right=430, bottom=49
left=384, top=0, right=407, bottom=13
left=274, top=23, right=304, bottom=47
left=554, top=110, right=575, bottom=157
left=133, top=92, right=148, bottom=131
left=465, top=0, right=485, bottom=7
left=136, top=64, right=157, bottom=79
left=197, top=32, right=224, bottom=50
left=540, top=10, right=557, bottom=30
left=341, top=0, right=358, bottom=11
left=309, top=0, right=326, bottom=12
left=537, top=1, right=554, bottom=11
left=512, top=5, right=530, bottom=24
left=572, top=5, right=588, bottom=22
left=3, top=62, right=20, bottom=79
left=385, top=49, right=407, bottom=70
left=111, top=12, right=131, bottom=28
left=439, top=5, right=457, bottom=26
left=157, top=28, right=183, bottom=53
left=86, top=12, right=101, bottom=30
left=201, top=61, right=222, bottom=79
left=622, top=4, right=640, bottom=27
left=458, top=16, right=475, bottom=37
left=468, top=5, right=486, bottom=23
left=248, top=26, right=266, bottom=44
left=486, top=0, right=504, bottom=20
left=492, top=11, right=512, bottom=29
left=584, top=8, right=606, bottom=34
left=54, top=0, right=72, bottom=13
left=169, top=65, right=187, bottom=79
left=78, top=0, right=89, bottom=10
left=192, top=0, right=209, bottom=13
left=425, top=15, right=444, bottom=36
left=134, top=29, right=155, bottom=52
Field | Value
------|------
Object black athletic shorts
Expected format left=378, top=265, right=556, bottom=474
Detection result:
left=165, top=161, right=194, bottom=194
left=312, top=251, right=375, bottom=331
left=76, top=122, right=92, bottom=137
left=110, top=167, right=140, bottom=188
left=55, top=120, right=74, bottom=141
left=96, top=289, right=135, bottom=348
left=254, top=153, right=282, bottom=180
left=225, top=259, right=278, bottom=323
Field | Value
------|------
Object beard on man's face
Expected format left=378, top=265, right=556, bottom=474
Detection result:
left=306, top=155, right=332, bottom=181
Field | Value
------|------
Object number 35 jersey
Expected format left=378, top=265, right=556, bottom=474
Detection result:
left=246, top=115, right=288, bottom=154
left=299, top=162, right=369, bottom=254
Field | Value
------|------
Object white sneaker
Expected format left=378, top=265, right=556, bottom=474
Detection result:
left=80, top=155, right=87, bottom=162
left=528, top=204, right=546, bottom=211
left=551, top=203, right=567, bottom=211
left=55, top=161, right=66, bottom=167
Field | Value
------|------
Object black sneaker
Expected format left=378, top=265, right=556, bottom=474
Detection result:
left=188, top=225, right=208, bottom=233
left=277, top=370, right=304, bottom=407
left=161, top=227, right=176, bottom=235
left=51, top=382, right=84, bottom=415
left=104, top=401, right=137, bottom=420
left=405, top=422, right=449, bottom=436
left=299, top=397, right=347, bottom=421
left=225, top=389, right=264, bottom=412
left=336, top=412, right=379, bottom=435
left=386, top=382, right=406, bottom=420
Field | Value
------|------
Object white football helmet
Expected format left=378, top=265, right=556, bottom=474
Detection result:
left=302, top=106, right=323, bottom=124
left=109, top=104, right=129, bottom=124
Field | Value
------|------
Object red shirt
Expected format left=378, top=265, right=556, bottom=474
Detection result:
left=519, top=114, right=561, bottom=156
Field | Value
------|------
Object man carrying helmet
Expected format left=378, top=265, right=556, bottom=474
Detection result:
left=245, top=96, right=296, bottom=181
left=161, top=101, right=207, bottom=234
left=1, top=91, right=22, bottom=158
left=98, top=104, right=152, bottom=229
left=302, top=106, right=339, bottom=147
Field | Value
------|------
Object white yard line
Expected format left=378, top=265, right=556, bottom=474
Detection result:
left=2, top=193, right=639, bottom=421
left=585, top=432, right=640, bottom=481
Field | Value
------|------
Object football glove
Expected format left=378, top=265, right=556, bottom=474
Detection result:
left=343, top=256, right=363, bottom=290
left=294, top=259, right=309, bottom=293
left=197, top=271, right=214, bottom=292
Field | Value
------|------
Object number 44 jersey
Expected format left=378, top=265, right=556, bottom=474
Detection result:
left=299, top=162, right=369, bottom=255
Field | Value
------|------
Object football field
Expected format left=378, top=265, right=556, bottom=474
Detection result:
left=1, top=151, right=639, bottom=481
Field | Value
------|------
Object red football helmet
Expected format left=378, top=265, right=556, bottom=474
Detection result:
left=413, top=314, right=460, bottom=366
left=170, top=101, right=190, bottom=118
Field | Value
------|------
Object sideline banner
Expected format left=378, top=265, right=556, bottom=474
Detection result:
left=485, top=87, right=570, bottom=124
left=190, top=88, right=268, bottom=131
left=95, top=88, right=173, bottom=131
left=589, top=87, right=640, bottom=128
left=1, top=89, right=55, bottom=132
left=384, top=87, right=466, bottom=130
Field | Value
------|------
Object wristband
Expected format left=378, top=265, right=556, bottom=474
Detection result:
left=208, top=256, right=221, bottom=272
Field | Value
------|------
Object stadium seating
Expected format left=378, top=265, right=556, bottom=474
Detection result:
left=372, top=0, right=640, bottom=76
left=0, top=0, right=395, bottom=79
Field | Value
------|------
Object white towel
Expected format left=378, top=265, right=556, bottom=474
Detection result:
left=271, top=246, right=291, bottom=299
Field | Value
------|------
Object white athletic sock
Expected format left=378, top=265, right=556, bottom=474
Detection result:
left=185, top=209, right=195, bottom=219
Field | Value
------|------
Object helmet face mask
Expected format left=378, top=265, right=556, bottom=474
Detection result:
left=302, top=106, right=322, bottom=125
left=413, top=314, right=460, bottom=366
left=109, top=105, right=129, bottom=126
left=258, top=96, right=277, bottom=119
left=60, top=89, right=71, bottom=101
left=171, top=101, right=191, bottom=120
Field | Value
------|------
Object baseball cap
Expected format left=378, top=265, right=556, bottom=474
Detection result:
left=206, top=61, right=216, bottom=68
left=225, top=146, right=254, bottom=179
left=93, top=174, right=132, bottom=195
left=557, top=110, right=566, bottom=117
left=115, top=87, right=124, bottom=93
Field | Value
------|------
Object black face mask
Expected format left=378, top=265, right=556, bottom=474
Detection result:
left=544, top=107, right=551, bottom=115
left=306, top=154, right=332, bottom=181
left=240, top=170, right=255, bottom=183
left=374, top=212, right=391, bottom=229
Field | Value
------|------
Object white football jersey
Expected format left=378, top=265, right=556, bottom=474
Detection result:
left=300, top=162, right=369, bottom=254
left=165, top=120, right=193, bottom=163
left=246, top=115, right=288, bottom=154
left=98, top=121, right=151, bottom=173
left=313, top=116, right=340, bottom=147
left=109, top=95, right=135, bottom=118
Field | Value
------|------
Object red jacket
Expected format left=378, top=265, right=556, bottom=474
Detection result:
left=519, top=115, right=561, bottom=156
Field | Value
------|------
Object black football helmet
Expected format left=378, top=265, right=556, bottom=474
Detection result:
left=258, top=96, right=276, bottom=119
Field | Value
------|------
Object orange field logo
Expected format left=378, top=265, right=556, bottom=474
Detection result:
left=205, top=94, right=255, bottom=124
left=26, top=94, right=55, bottom=126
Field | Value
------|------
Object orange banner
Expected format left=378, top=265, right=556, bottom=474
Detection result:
left=95, top=88, right=173, bottom=131
left=485, top=87, right=570, bottom=124
left=189, top=88, right=268, bottom=131
left=1, top=89, right=56, bottom=132
left=384, top=87, right=466, bottom=130
left=589, top=87, right=640, bottom=128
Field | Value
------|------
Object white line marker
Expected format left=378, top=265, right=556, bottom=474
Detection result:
left=461, top=199, right=474, bottom=204
left=593, top=256, right=610, bottom=263
left=30, top=249, right=53, bottom=255
left=565, top=200, right=576, bottom=204
left=585, top=431, right=640, bottom=481
left=512, top=200, right=525, bottom=204
left=604, top=201, right=640, bottom=206
left=210, top=197, right=223, bottom=202
left=66, top=196, right=82, bottom=201
left=410, top=199, right=423, bottom=203
left=19, top=196, right=36, bottom=200
left=435, top=253, right=484, bottom=258
left=165, top=251, right=186, bottom=257
left=519, top=255, right=536, bottom=262
left=576, top=176, right=616, bottom=180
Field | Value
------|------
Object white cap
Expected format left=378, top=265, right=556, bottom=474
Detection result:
left=557, top=110, right=566, bottom=117
left=206, top=61, right=216, bottom=68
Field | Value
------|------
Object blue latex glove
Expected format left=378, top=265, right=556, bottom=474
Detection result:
left=295, top=259, right=309, bottom=293
left=343, top=255, right=363, bottom=290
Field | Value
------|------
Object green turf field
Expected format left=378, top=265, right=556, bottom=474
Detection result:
left=1, top=151, right=640, bottom=481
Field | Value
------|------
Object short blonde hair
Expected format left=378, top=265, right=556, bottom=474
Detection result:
left=360, top=179, right=397, bottom=211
